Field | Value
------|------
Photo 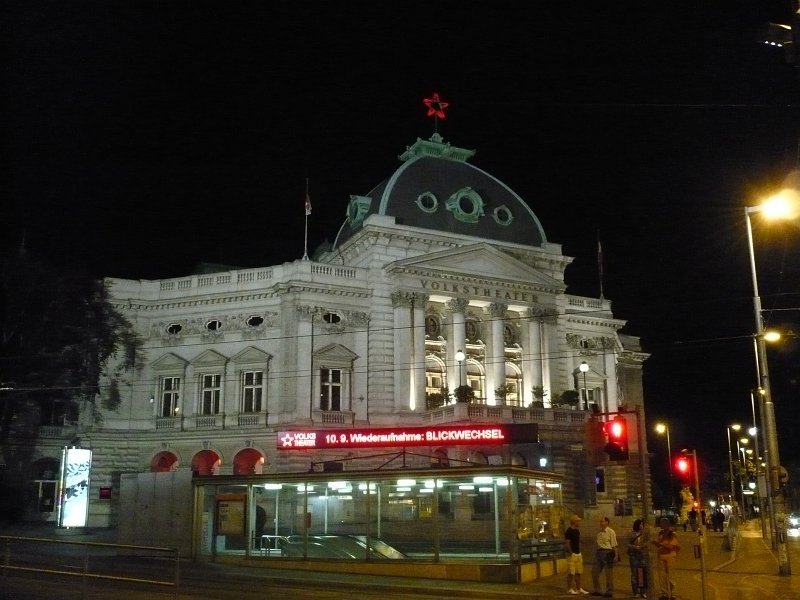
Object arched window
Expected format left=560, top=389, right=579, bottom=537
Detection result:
left=233, top=448, right=264, bottom=475
left=503, top=362, right=523, bottom=407
left=466, top=359, right=485, bottom=404
left=151, top=451, right=178, bottom=473
left=425, top=355, right=447, bottom=409
left=431, top=448, right=449, bottom=467
left=191, top=449, right=221, bottom=476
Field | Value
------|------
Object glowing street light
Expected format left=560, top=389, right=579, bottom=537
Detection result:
left=655, top=422, right=674, bottom=509
left=745, top=194, right=794, bottom=575
left=455, top=349, right=465, bottom=387
left=579, top=361, right=589, bottom=410
left=726, top=424, right=741, bottom=510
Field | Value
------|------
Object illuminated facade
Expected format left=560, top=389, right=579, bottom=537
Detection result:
left=70, top=133, right=648, bottom=558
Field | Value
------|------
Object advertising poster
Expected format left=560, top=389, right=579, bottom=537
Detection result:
left=58, top=447, right=92, bottom=528
left=216, top=496, right=246, bottom=536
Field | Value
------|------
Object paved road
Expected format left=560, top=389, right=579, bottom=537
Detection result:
left=2, top=520, right=798, bottom=599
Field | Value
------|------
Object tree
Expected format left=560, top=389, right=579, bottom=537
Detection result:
left=0, top=250, right=141, bottom=518
left=454, top=384, right=475, bottom=403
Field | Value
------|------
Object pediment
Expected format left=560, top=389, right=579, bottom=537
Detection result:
left=314, top=343, right=359, bottom=362
left=190, top=349, right=228, bottom=367
left=387, top=243, right=565, bottom=292
left=230, top=346, right=272, bottom=366
left=151, top=352, right=189, bottom=372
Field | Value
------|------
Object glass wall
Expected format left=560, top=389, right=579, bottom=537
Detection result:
left=196, top=466, right=563, bottom=562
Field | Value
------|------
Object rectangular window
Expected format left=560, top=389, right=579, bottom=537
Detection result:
left=40, top=399, right=67, bottom=426
left=201, top=374, right=221, bottom=415
left=242, top=371, right=263, bottom=413
left=425, top=373, right=443, bottom=396
left=161, top=377, right=181, bottom=417
left=320, top=368, right=342, bottom=411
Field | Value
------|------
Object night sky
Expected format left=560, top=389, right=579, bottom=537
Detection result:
left=5, top=1, right=800, bottom=489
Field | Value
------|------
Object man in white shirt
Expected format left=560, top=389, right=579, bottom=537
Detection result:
left=591, top=516, right=619, bottom=597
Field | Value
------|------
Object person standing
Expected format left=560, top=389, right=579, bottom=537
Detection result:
left=653, top=517, right=679, bottom=600
left=591, top=516, right=619, bottom=597
left=564, top=514, right=590, bottom=595
left=627, top=518, right=648, bottom=598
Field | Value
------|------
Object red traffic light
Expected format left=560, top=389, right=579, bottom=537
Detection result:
left=603, top=417, right=629, bottom=461
left=675, top=455, right=691, bottom=476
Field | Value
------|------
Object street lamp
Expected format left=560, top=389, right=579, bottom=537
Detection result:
left=726, top=424, right=741, bottom=511
left=748, top=391, right=768, bottom=540
left=745, top=199, right=788, bottom=494
left=655, top=422, right=674, bottom=509
left=455, top=349, right=465, bottom=387
left=745, top=196, right=793, bottom=575
left=579, top=361, right=589, bottom=410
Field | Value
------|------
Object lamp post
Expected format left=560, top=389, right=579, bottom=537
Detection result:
left=745, top=199, right=787, bottom=494
left=726, top=424, right=741, bottom=512
left=748, top=391, right=768, bottom=540
left=738, top=438, right=749, bottom=519
left=579, top=361, right=589, bottom=410
left=745, top=197, right=792, bottom=575
left=455, top=349, right=465, bottom=387
left=655, top=422, right=674, bottom=509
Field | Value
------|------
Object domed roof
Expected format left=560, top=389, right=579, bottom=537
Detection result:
left=332, top=134, right=547, bottom=249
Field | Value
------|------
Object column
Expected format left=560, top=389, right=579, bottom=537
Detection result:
left=295, top=305, right=315, bottom=424
left=447, top=298, right=468, bottom=390
left=411, top=293, right=429, bottom=412
left=602, top=337, right=618, bottom=412
left=391, top=291, right=413, bottom=412
left=539, top=319, right=553, bottom=405
left=487, top=303, right=507, bottom=405
left=525, top=308, right=546, bottom=407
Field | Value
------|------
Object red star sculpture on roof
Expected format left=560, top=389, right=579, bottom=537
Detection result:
left=423, top=93, right=449, bottom=120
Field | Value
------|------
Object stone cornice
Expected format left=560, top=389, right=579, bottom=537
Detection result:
left=565, top=315, right=626, bottom=329
left=111, top=293, right=276, bottom=312
left=334, top=225, right=568, bottom=271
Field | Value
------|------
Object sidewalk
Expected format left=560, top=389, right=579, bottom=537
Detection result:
left=0, top=519, right=794, bottom=600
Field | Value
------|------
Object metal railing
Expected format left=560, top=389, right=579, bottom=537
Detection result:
left=1, top=535, right=180, bottom=600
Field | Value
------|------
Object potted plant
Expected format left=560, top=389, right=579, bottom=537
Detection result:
left=530, top=385, right=548, bottom=408
left=558, top=389, right=580, bottom=409
left=453, top=384, right=475, bottom=403
left=494, top=382, right=515, bottom=405
left=425, top=386, right=451, bottom=410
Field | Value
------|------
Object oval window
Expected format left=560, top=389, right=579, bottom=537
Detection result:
left=247, top=315, right=264, bottom=327
left=206, top=319, right=222, bottom=331
left=166, top=323, right=182, bottom=335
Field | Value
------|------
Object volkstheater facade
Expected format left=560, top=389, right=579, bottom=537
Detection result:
left=43, top=132, right=650, bottom=577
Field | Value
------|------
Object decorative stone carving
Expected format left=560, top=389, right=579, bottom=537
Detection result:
left=391, top=291, right=415, bottom=308
left=488, top=302, right=508, bottom=318
left=447, top=298, right=469, bottom=314
left=527, top=306, right=556, bottom=322
left=565, top=333, right=616, bottom=350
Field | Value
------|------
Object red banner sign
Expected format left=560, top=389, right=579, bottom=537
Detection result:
left=277, top=423, right=537, bottom=450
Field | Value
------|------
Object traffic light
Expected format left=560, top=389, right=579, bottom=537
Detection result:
left=603, top=416, right=629, bottom=461
left=675, top=454, right=691, bottom=478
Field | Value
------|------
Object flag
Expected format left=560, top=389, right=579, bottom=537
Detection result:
left=305, top=192, right=312, bottom=216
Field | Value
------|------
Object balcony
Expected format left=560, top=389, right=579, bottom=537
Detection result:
left=421, top=403, right=589, bottom=425
left=237, top=412, right=268, bottom=428
left=311, top=410, right=355, bottom=426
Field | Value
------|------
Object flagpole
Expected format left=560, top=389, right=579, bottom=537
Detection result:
left=597, top=231, right=604, bottom=300
left=302, top=178, right=310, bottom=261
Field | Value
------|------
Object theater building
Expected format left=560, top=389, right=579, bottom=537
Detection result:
left=56, top=131, right=648, bottom=577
